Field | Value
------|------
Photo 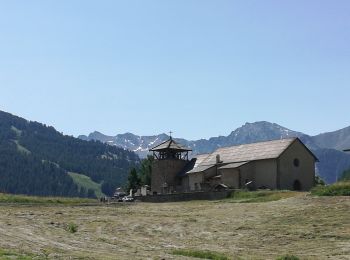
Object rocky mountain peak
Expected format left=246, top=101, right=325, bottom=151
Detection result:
left=80, top=121, right=350, bottom=184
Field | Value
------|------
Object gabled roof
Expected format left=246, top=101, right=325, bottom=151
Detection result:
left=186, top=138, right=318, bottom=174
left=187, top=164, right=215, bottom=174
left=218, top=161, right=249, bottom=169
left=199, top=138, right=297, bottom=166
left=185, top=154, right=212, bottom=174
left=192, top=153, right=211, bottom=167
left=149, top=137, right=192, bottom=152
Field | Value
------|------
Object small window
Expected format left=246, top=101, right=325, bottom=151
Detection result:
left=293, top=158, right=300, bottom=167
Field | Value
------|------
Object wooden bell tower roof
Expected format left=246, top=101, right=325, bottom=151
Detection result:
left=150, top=136, right=191, bottom=161
left=149, top=137, right=192, bottom=152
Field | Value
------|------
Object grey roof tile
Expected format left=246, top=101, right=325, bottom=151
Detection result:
left=200, top=138, right=296, bottom=165
left=150, top=138, right=192, bottom=152
left=186, top=138, right=301, bottom=174
left=187, top=164, right=215, bottom=174
left=193, top=153, right=211, bottom=167
left=218, top=161, right=249, bottom=169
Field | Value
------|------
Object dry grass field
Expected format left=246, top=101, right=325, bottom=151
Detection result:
left=0, top=193, right=349, bottom=260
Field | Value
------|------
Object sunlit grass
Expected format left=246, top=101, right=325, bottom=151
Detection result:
left=171, top=249, right=230, bottom=260
left=225, top=190, right=298, bottom=203
left=0, top=193, right=95, bottom=204
left=0, top=248, right=40, bottom=260
left=311, top=181, right=350, bottom=196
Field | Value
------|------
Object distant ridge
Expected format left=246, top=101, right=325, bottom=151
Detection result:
left=312, top=126, right=350, bottom=151
left=80, top=121, right=350, bottom=184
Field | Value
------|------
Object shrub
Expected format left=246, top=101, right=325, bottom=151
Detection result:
left=314, top=175, right=325, bottom=185
left=311, top=181, right=350, bottom=196
left=66, top=223, right=78, bottom=233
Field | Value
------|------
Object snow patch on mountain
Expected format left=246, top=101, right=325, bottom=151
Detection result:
left=80, top=121, right=350, bottom=184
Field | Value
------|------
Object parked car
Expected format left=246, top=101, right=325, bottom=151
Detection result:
left=113, top=192, right=126, bottom=202
left=122, top=196, right=134, bottom=202
left=114, top=192, right=126, bottom=198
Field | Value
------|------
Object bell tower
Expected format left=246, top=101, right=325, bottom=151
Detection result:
left=150, top=135, right=191, bottom=194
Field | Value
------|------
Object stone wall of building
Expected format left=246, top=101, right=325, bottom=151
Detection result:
left=219, top=168, right=240, bottom=188
left=239, top=162, right=255, bottom=188
left=188, top=166, right=218, bottom=191
left=151, top=159, right=188, bottom=194
left=188, top=172, right=203, bottom=191
left=278, top=140, right=315, bottom=191
left=253, top=159, right=278, bottom=189
left=135, top=190, right=234, bottom=203
left=177, top=175, right=190, bottom=193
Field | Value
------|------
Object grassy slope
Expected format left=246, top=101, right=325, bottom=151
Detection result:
left=68, top=172, right=105, bottom=198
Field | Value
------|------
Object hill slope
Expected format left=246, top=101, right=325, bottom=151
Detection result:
left=68, top=172, right=105, bottom=198
left=0, top=111, right=140, bottom=197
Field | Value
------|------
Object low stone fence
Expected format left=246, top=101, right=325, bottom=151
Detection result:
left=134, top=189, right=234, bottom=203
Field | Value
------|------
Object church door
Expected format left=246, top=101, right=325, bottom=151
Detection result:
left=293, top=180, right=302, bottom=191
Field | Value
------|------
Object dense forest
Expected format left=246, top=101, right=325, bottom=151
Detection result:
left=0, top=111, right=140, bottom=197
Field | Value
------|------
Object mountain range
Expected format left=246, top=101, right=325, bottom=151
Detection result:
left=79, top=122, right=350, bottom=184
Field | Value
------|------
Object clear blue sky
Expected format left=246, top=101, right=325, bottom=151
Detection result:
left=0, top=1, right=349, bottom=140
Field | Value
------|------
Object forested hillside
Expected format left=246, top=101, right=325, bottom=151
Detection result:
left=0, top=111, right=140, bottom=197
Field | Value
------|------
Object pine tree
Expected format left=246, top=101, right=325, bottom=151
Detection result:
left=139, top=156, right=153, bottom=186
left=127, top=168, right=140, bottom=193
